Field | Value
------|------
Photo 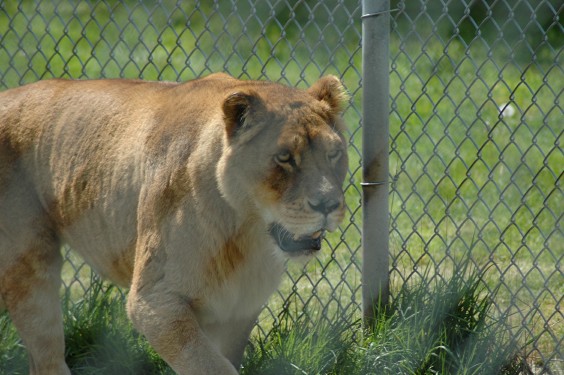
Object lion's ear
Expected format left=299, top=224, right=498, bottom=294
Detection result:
left=222, top=91, right=259, bottom=138
left=307, top=75, right=348, bottom=115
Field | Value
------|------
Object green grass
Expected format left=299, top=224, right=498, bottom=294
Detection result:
left=0, top=263, right=533, bottom=375
left=0, top=275, right=172, bottom=375
left=244, top=262, right=533, bottom=375
left=61, top=278, right=171, bottom=374
left=1, top=0, right=561, bottom=368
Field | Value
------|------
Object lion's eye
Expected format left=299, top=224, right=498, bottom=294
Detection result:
left=275, top=151, right=293, bottom=165
left=328, top=149, right=343, bottom=162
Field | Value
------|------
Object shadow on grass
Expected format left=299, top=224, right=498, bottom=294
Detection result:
left=61, top=276, right=173, bottom=375
left=0, top=275, right=172, bottom=375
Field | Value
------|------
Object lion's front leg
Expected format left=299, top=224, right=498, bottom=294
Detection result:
left=127, top=284, right=239, bottom=375
left=126, top=227, right=239, bottom=374
left=204, top=315, right=259, bottom=369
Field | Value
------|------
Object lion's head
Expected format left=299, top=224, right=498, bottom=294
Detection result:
left=216, top=76, right=348, bottom=256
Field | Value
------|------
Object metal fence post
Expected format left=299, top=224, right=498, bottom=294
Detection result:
left=361, top=0, right=390, bottom=324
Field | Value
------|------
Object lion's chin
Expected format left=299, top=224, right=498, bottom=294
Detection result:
left=268, top=223, right=325, bottom=256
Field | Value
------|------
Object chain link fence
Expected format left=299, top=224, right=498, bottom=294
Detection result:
left=1, top=0, right=562, bottom=371
left=388, top=1, right=563, bottom=371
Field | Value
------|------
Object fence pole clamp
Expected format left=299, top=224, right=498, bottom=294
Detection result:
left=361, top=8, right=398, bottom=19
left=360, top=181, right=388, bottom=186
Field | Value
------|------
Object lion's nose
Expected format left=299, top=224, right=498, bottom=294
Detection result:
left=308, top=197, right=341, bottom=215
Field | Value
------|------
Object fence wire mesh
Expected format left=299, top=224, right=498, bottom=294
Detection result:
left=389, top=0, right=563, bottom=371
left=0, top=0, right=562, bottom=371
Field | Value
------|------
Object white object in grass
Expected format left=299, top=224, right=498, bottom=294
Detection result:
left=498, top=102, right=516, bottom=118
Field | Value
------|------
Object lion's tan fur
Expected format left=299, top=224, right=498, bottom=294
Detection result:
left=0, top=73, right=348, bottom=374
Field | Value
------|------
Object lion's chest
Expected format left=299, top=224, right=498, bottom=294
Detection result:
left=197, top=245, right=285, bottom=325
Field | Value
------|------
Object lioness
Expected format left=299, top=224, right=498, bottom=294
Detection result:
left=0, top=73, right=348, bottom=374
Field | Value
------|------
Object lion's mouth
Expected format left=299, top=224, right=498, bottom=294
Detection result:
left=269, top=223, right=325, bottom=255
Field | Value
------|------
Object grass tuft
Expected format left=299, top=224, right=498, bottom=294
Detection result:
left=0, top=275, right=172, bottom=375
left=242, top=310, right=359, bottom=375
left=359, top=262, right=524, bottom=375
left=62, top=275, right=173, bottom=375
left=244, top=261, right=533, bottom=375
left=0, top=314, right=27, bottom=374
